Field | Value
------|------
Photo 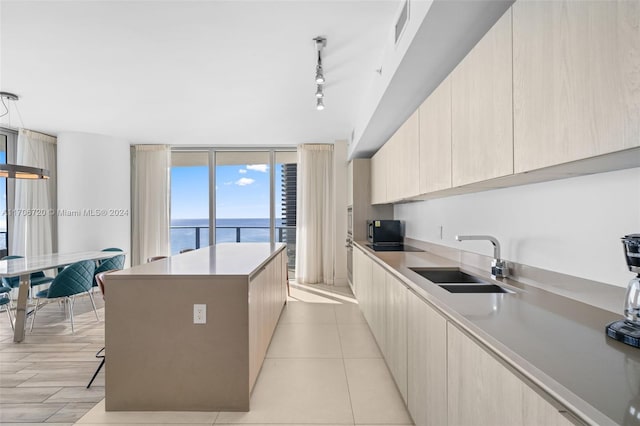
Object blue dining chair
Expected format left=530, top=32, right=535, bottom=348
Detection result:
left=1, top=255, right=54, bottom=291
left=0, top=290, right=13, bottom=331
left=29, top=260, right=98, bottom=334
left=98, top=248, right=123, bottom=265
left=93, top=251, right=125, bottom=287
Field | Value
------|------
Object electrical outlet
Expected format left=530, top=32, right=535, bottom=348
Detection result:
left=193, top=304, right=206, bottom=324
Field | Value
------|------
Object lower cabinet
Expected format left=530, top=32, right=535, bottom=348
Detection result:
left=248, top=250, right=287, bottom=391
left=353, top=248, right=579, bottom=426
left=407, top=290, right=448, bottom=426
left=447, top=323, right=575, bottom=426
left=370, top=260, right=387, bottom=355
left=385, top=272, right=408, bottom=402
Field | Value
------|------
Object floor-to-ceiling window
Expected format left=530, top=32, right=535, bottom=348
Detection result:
left=0, top=129, right=12, bottom=258
left=215, top=151, right=271, bottom=244
left=169, top=151, right=210, bottom=255
left=170, top=148, right=297, bottom=271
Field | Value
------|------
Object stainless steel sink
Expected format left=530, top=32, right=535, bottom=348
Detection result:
left=439, top=284, right=508, bottom=294
left=409, top=268, right=512, bottom=294
left=410, top=268, right=487, bottom=284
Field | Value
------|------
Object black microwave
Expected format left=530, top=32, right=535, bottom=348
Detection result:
left=367, top=220, right=402, bottom=244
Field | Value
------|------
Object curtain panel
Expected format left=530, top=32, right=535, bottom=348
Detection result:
left=131, top=145, right=170, bottom=265
left=295, top=143, right=334, bottom=284
left=10, top=129, right=57, bottom=257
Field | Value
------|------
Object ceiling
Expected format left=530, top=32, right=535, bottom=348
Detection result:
left=0, top=0, right=400, bottom=146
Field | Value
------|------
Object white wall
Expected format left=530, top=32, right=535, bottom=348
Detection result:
left=395, top=168, right=640, bottom=287
left=57, top=132, right=130, bottom=265
left=334, top=140, right=348, bottom=286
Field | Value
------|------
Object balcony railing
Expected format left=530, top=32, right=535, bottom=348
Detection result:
left=170, top=225, right=295, bottom=252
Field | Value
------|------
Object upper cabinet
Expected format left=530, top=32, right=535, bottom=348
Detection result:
left=371, top=144, right=388, bottom=205
left=389, top=110, right=420, bottom=202
left=513, top=1, right=640, bottom=173
left=451, top=8, right=514, bottom=187
left=419, top=76, right=452, bottom=194
left=368, top=0, right=639, bottom=204
left=371, top=110, right=419, bottom=204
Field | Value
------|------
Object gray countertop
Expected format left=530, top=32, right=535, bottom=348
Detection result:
left=355, top=242, right=639, bottom=426
left=110, top=243, right=286, bottom=278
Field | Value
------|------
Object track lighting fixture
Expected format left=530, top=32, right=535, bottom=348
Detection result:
left=313, top=36, right=326, bottom=109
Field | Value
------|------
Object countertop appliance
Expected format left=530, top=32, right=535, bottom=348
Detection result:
left=367, top=220, right=402, bottom=244
left=606, top=234, right=640, bottom=348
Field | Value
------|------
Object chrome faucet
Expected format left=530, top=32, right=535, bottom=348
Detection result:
left=455, top=235, right=509, bottom=279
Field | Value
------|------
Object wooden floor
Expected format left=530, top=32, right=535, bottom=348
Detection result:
left=0, top=292, right=106, bottom=425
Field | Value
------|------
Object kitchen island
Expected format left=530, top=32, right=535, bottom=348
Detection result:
left=104, top=243, right=287, bottom=412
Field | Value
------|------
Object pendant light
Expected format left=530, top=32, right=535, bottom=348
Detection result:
left=0, top=92, right=50, bottom=180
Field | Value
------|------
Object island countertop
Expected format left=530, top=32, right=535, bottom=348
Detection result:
left=110, top=242, right=286, bottom=277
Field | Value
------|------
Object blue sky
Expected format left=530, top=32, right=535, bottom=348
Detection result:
left=171, top=163, right=283, bottom=219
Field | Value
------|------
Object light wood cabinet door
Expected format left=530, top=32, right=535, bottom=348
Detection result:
left=371, top=146, right=388, bottom=204
left=447, top=323, right=524, bottom=426
left=419, top=76, right=452, bottom=194
left=370, top=260, right=387, bottom=354
left=523, top=386, right=576, bottom=426
left=451, top=8, right=514, bottom=187
left=448, top=323, right=576, bottom=426
left=248, top=252, right=287, bottom=392
left=384, top=272, right=408, bottom=403
left=383, top=111, right=420, bottom=202
left=353, top=247, right=372, bottom=321
left=513, top=1, right=640, bottom=173
left=399, top=110, right=420, bottom=200
left=385, top=135, right=401, bottom=202
left=407, top=291, right=447, bottom=426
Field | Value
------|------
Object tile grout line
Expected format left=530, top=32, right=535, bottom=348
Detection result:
left=334, top=304, right=356, bottom=426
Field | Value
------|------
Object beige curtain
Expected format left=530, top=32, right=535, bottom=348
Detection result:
left=131, top=145, right=170, bottom=265
left=10, top=129, right=57, bottom=257
left=295, top=144, right=334, bottom=284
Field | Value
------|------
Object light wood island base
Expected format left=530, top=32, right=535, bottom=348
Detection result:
left=104, top=243, right=287, bottom=412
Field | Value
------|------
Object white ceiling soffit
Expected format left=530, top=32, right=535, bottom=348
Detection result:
left=171, top=150, right=297, bottom=167
left=0, top=0, right=400, bottom=146
left=349, top=0, right=514, bottom=159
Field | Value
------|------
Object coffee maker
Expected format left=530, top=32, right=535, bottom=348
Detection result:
left=606, top=234, right=640, bottom=348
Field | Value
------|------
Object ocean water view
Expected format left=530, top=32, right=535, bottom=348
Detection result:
left=170, top=218, right=290, bottom=254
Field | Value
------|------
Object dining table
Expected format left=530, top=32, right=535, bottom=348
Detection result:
left=0, top=251, right=125, bottom=342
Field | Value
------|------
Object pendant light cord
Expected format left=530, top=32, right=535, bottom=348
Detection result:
left=0, top=96, right=9, bottom=118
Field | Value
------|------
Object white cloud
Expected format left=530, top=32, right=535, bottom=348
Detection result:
left=246, top=164, right=268, bottom=173
left=224, top=181, right=233, bottom=185
left=235, top=177, right=255, bottom=186
left=239, top=169, right=247, bottom=174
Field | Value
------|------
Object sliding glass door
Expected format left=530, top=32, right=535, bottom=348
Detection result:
left=215, top=151, right=271, bottom=244
left=170, top=148, right=297, bottom=270
left=169, top=151, right=210, bottom=255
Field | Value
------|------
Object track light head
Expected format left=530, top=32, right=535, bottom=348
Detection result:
left=315, top=65, right=325, bottom=84
left=315, top=85, right=324, bottom=98
left=0, top=92, right=19, bottom=101
left=316, top=98, right=325, bottom=111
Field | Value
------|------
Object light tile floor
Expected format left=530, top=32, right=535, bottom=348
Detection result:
left=1, top=283, right=414, bottom=426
